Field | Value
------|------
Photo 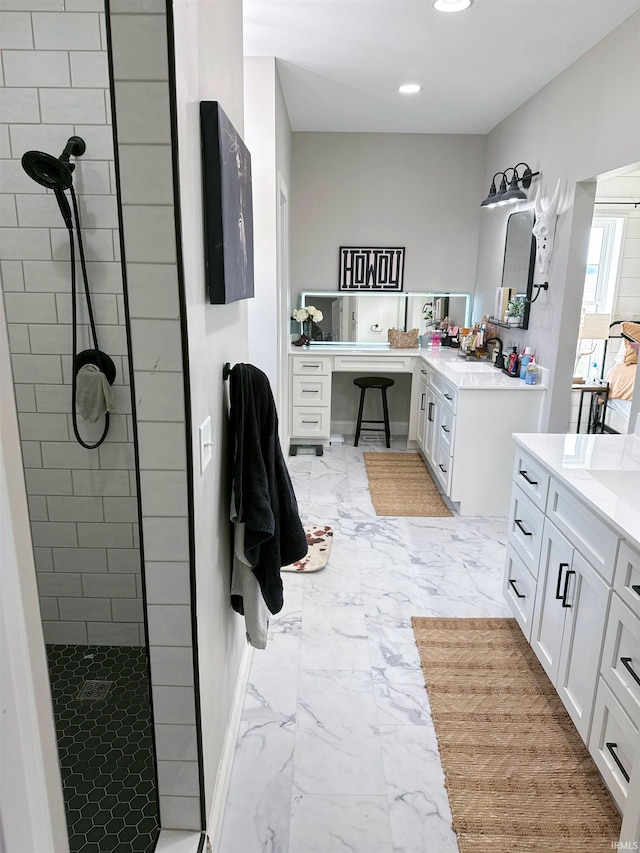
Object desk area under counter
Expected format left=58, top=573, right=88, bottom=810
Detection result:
left=288, top=345, right=547, bottom=516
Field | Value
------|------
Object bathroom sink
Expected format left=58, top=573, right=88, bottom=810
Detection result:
left=589, top=469, right=640, bottom=508
left=446, top=361, right=498, bottom=373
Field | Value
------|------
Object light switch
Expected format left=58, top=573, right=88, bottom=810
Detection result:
left=199, top=416, right=212, bottom=473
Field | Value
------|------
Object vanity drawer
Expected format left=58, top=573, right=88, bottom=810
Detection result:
left=434, top=441, right=452, bottom=494
left=601, top=593, right=640, bottom=728
left=614, top=541, right=640, bottom=617
left=546, top=479, right=619, bottom=584
left=292, top=356, right=332, bottom=376
left=512, top=447, right=550, bottom=511
left=503, top=544, right=537, bottom=641
left=291, top=407, right=330, bottom=439
left=507, top=485, right=544, bottom=576
left=333, top=355, right=413, bottom=372
left=438, top=404, right=456, bottom=454
left=440, top=379, right=457, bottom=413
left=589, top=677, right=638, bottom=812
left=291, top=375, right=331, bottom=406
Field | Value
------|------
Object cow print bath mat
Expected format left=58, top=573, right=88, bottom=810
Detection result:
left=282, top=524, right=333, bottom=573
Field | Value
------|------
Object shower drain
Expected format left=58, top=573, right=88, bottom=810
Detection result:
left=77, top=679, right=112, bottom=701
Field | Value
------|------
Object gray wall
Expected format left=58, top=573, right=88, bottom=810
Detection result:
left=0, top=3, right=142, bottom=646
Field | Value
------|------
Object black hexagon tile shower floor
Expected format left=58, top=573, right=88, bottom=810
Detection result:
left=46, top=645, right=159, bottom=853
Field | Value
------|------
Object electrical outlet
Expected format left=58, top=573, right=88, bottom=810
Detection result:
left=199, top=417, right=212, bottom=473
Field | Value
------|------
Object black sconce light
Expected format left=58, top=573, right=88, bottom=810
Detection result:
left=480, top=163, right=540, bottom=208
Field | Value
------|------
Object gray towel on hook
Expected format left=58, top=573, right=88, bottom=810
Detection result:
left=76, top=363, right=116, bottom=422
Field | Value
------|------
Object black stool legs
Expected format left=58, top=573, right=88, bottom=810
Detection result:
left=353, top=376, right=394, bottom=448
left=354, top=386, right=367, bottom=447
left=381, top=386, right=391, bottom=448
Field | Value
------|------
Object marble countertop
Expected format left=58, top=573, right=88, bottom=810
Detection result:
left=513, top=432, right=640, bottom=548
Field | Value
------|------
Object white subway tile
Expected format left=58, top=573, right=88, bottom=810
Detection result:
left=82, top=573, right=136, bottom=598
left=47, top=495, right=103, bottom=522
left=22, top=441, right=43, bottom=467
left=59, top=596, right=110, bottom=621
left=145, top=562, right=190, bottom=605
left=1, top=260, right=25, bottom=290
left=69, top=51, right=109, bottom=88
left=103, top=496, right=138, bottom=522
left=65, top=0, right=104, bottom=9
left=0, top=1, right=64, bottom=9
left=99, top=9, right=107, bottom=51
left=40, top=440, right=100, bottom=469
left=147, top=604, right=192, bottom=647
left=93, top=323, right=127, bottom=354
left=40, top=88, right=106, bottom=125
left=126, top=263, right=180, bottom=319
left=152, top=686, right=196, bottom=725
left=34, top=384, right=70, bottom=413
left=52, top=547, right=107, bottom=572
left=72, top=468, right=130, bottom=497
left=8, top=323, right=30, bottom=352
left=0, top=228, right=52, bottom=260
left=154, top=725, right=197, bottom=762
left=621, top=257, right=640, bottom=278
left=42, top=621, right=87, bottom=644
left=3, top=50, right=70, bottom=87
left=38, top=571, right=82, bottom=597
left=142, top=516, right=189, bottom=562
left=28, top=495, right=48, bottom=521
left=0, top=88, right=39, bottom=122
left=0, top=194, right=17, bottom=226
left=72, top=162, right=112, bottom=196
left=87, top=622, right=142, bottom=645
left=121, top=205, right=176, bottom=263
left=139, top=471, right=188, bottom=518
left=132, top=522, right=139, bottom=548
left=28, top=324, right=72, bottom=354
left=117, top=145, right=173, bottom=205
left=25, top=468, right=72, bottom=495
left=22, top=260, right=70, bottom=292
left=69, top=413, right=129, bottom=445
left=110, top=14, right=168, bottom=81
left=130, top=318, right=182, bottom=372
left=149, top=646, right=194, bottom=687
left=110, top=385, right=132, bottom=415
left=113, top=81, right=171, bottom=144
left=72, top=125, right=115, bottom=160
left=137, top=422, right=186, bottom=470
left=55, top=291, right=118, bottom=324
left=76, top=194, right=119, bottom=229
left=0, top=160, right=46, bottom=195
left=4, top=292, right=57, bottom=323
left=98, top=441, right=135, bottom=470
left=0, top=126, right=10, bottom=158
left=135, top=372, right=184, bottom=422
left=83, top=261, right=123, bottom=292
left=16, top=195, right=72, bottom=228
left=0, top=12, right=33, bottom=49
left=33, top=547, right=53, bottom=571
left=157, top=761, right=199, bottom=798
left=51, top=227, right=113, bottom=262
left=106, top=548, right=141, bottom=573
left=32, top=12, right=101, bottom=50
left=8, top=124, right=76, bottom=163
left=11, top=354, right=62, bottom=383
left=157, top=797, right=200, bottom=832
left=31, top=521, right=78, bottom=547
left=112, top=597, right=144, bottom=622
left=18, top=412, right=69, bottom=441
left=110, top=0, right=167, bottom=11
left=38, top=597, right=59, bottom=621
left=77, top=521, right=132, bottom=548
left=14, top=384, right=36, bottom=412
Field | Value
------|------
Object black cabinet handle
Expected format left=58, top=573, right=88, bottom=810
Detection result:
left=633, top=584, right=640, bottom=597
left=421, top=369, right=427, bottom=374
left=620, top=657, right=640, bottom=687
left=606, top=743, right=630, bottom=783
left=439, top=463, right=447, bottom=473
left=514, top=518, right=532, bottom=537
left=428, top=402, right=434, bottom=421
left=519, top=469, right=538, bottom=486
left=301, top=389, right=318, bottom=394
left=555, top=563, right=570, bottom=600
left=509, top=579, right=525, bottom=599
left=302, top=363, right=320, bottom=368
left=441, top=424, right=450, bottom=433
left=444, top=393, right=453, bottom=401
left=421, top=393, right=426, bottom=411
left=301, top=420, right=318, bottom=424
left=561, top=569, right=575, bottom=607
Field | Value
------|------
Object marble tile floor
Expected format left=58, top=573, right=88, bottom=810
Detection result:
left=218, top=439, right=511, bottom=853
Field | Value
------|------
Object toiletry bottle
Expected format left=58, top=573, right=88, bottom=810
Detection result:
left=589, top=361, right=599, bottom=382
left=525, top=357, right=538, bottom=385
left=507, top=346, right=518, bottom=376
left=519, top=347, right=533, bottom=379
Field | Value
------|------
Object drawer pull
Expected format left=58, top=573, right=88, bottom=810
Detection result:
left=302, top=363, right=320, bottom=368
left=441, top=424, right=450, bottom=433
left=561, top=569, right=575, bottom=608
left=421, top=369, right=427, bottom=374
left=428, top=402, right=434, bottom=422
left=421, top=393, right=426, bottom=411
left=606, top=742, right=630, bottom=784
left=302, top=420, right=318, bottom=424
left=444, top=392, right=453, bottom=401
left=301, top=389, right=318, bottom=394
left=620, top=657, right=640, bottom=687
left=439, top=463, right=447, bottom=473
left=518, top=469, right=538, bottom=486
left=514, top=518, right=532, bottom=536
left=633, top=584, right=640, bottom=597
left=555, top=563, right=570, bottom=600
left=509, top=579, right=525, bottom=599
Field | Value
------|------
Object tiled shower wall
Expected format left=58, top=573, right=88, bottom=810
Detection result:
left=0, top=3, right=143, bottom=645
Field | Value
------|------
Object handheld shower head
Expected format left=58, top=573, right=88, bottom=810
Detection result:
left=21, top=135, right=86, bottom=191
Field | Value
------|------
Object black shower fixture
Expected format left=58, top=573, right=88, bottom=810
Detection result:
left=21, top=136, right=86, bottom=229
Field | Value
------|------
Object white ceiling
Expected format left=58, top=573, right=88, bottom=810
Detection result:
left=243, top=0, right=640, bottom=134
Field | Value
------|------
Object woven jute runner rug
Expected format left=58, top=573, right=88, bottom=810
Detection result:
left=363, top=452, right=452, bottom=517
left=411, top=617, right=621, bottom=852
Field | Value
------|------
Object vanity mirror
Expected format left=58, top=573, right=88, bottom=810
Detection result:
left=494, top=209, right=536, bottom=330
left=298, top=291, right=472, bottom=345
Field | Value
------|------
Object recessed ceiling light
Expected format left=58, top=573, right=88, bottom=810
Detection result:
left=398, top=84, right=422, bottom=95
left=433, top=0, right=473, bottom=12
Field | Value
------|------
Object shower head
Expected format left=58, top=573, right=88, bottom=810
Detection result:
left=21, top=136, right=86, bottom=190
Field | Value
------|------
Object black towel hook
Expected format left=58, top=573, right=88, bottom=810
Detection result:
left=223, top=362, right=231, bottom=381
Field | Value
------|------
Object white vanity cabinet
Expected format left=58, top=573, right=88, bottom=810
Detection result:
left=290, top=355, right=332, bottom=441
left=416, top=366, right=429, bottom=453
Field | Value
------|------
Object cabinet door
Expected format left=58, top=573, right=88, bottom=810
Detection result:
left=557, top=549, right=610, bottom=741
left=531, top=520, right=573, bottom=684
left=425, top=388, right=440, bottom=467
left=416, top=379, right=427, bottom=451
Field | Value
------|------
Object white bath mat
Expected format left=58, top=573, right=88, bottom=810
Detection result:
left=282, top=524, right=333, bottom=573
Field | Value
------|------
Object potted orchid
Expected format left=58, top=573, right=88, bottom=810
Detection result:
left=292, top=305, right=323, bottom=344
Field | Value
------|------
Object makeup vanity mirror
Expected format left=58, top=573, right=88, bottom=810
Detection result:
left=298, top=291, right=472, bottom=344
left=499, top=209, right=536, bottom=330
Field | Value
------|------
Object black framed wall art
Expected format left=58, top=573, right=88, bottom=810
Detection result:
left=200, top=101, right=254, bottom=304
left=339, top=247, right=405, bottom=292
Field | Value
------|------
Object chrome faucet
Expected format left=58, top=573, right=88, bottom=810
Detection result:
left=485, top=337, right=504, bottom=369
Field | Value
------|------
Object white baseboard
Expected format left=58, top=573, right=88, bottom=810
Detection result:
left=206, top=641, right=254, bottom=853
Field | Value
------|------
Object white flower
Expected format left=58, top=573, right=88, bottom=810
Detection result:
left=307, top=306, right=323, bottom=322
left=292, top=306, right=323, bottom=323
left=292, top=308, right=308, bottom=322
